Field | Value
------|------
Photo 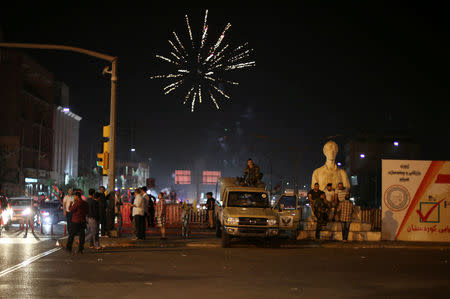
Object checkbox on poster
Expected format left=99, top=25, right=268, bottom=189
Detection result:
left=418, top=202, right=441, bottom=223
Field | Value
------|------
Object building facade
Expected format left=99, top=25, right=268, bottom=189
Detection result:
left=344, top=134, right=421, bottom=208
left=0, top=49, right=81, bottom=196
left=52, top=106, right=81, bottom=185
left=0, top=49, right=55, bottom=196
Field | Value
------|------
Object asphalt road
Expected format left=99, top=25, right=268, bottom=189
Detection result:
left=0, top=230, right=449, bottom=299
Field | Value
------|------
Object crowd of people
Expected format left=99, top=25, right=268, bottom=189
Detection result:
left=64, top=185, right=170, bottom=253
left=308, top=182, right=354, bottom=241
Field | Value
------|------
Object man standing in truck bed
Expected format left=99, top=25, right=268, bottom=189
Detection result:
left=243, top=158, right=264, bottom=187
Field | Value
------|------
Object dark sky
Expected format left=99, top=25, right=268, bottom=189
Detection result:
left=2, top=2, right=449, bottom=188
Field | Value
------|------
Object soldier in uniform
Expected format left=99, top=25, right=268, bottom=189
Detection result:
left=313, top=193, right=329, bottom=240
left=243, top=158, right=264, bottom=187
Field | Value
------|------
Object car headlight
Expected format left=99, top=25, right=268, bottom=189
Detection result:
left=267, top=219, right=278, bottom=226
left=225, top=217, right=239, bottom=225
left=42, top=212, right=50, bottom=216
left=23, top=207, right=31, bottom=216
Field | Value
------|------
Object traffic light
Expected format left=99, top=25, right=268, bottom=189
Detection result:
left=97, top=125, right=111, bottom=176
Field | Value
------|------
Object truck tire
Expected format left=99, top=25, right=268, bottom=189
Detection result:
left=216, top=221, right=222, bottom=238
left=222, top=230, right=231, bottom=248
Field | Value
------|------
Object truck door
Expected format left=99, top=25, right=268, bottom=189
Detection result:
left=273, top=194, right=300, bottom=230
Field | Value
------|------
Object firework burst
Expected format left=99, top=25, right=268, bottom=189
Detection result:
left=150, top=9, right=255, bottom=112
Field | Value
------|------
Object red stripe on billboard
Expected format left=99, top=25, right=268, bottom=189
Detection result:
left=394, top=161, right=445, bottom=240
left=435, top=174, right=450, bottom=184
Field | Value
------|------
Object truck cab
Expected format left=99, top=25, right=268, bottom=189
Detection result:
left=215, top=177, right=279, bottom=247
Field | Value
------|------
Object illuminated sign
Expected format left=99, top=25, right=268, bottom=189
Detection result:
left=203, top=171, right=221, bottom=185
left=175, top=170, right=191, bottom=184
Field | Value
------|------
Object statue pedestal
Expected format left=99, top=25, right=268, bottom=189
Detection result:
left=297, top=205, right=380, bottom=241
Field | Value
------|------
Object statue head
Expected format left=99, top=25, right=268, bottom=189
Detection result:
left=323, top=140, right=338, bottom=162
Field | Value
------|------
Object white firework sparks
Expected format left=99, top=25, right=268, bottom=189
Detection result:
left=151, top=9, right=255, bottom=111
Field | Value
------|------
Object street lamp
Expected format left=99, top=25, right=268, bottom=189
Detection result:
left=393, top=141, right=399, bottom=147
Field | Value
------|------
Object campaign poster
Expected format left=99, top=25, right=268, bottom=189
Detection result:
left=382, top=160, right=450, bottom=242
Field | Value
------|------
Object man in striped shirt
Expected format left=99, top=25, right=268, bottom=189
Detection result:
left=337, top=197, right=354, bottom=241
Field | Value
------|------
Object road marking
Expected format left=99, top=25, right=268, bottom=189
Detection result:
left=0, top=247, right=61, bottom=278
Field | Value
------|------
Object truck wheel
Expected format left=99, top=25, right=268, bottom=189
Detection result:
left=216, top=221, right=222, bottom=238
left=222, top=230, right=231, bottom=248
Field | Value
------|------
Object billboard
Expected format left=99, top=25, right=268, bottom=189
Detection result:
left=203, top=171, right=221, bottom=185
left=382, top=160, right=450, bottom=242
left=175, top=170, right=191, bottom=184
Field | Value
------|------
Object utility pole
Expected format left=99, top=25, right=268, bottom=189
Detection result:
left=0, top=42, right=118, bottom=192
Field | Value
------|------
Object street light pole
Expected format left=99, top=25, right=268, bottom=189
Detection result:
left=0, top=42, right=118, bottom=192
left=107, top=59, right=117, bottom=191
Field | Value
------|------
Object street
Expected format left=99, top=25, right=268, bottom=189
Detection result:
left=0, top=227, right=449, bottom=298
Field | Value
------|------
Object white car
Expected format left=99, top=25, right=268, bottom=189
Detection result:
left=8, top=197, right=35, bottom=223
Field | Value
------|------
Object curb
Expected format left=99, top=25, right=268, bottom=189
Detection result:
left=55, top=236, right=450, bottom=250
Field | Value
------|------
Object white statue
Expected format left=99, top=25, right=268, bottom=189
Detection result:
left=311, top=140, right=350, bottom=191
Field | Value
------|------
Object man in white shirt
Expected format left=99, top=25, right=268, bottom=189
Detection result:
left=62, top=188, right=74, bottom=234
left=323, top=183, right=336, bottom=221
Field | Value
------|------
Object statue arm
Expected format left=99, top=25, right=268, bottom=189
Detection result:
left=340, top=170, right=351, bottom=191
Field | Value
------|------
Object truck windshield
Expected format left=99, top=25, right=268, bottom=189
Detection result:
left=227, top=192, right=270, bottom=208
left=10, top=200, right=31, bottom=206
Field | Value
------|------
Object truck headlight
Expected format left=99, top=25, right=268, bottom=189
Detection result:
left=225, top=217, right=239, bottom=225
left=267, top=219, right=278, bottom=226
left=23, top=207, right=31, bottom=216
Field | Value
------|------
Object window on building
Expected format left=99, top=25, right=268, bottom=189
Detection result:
left=203, top=171, right=221, bottom=185
left=175, top=170, right=191, bottom=184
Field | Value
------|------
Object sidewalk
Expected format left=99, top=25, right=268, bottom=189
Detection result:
left=56, top=229, right=450, bottom=250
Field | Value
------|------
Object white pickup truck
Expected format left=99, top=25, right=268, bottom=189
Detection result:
left=214, top=177, right=279, bottom=247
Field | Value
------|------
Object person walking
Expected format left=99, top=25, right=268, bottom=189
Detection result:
left=62, top=188, right=74, bottom=235
left=131, top=188, right=145, bottom=240
left=337, top=196, right=354, bottom=242
left=98, top=186, right=107, bottom=237
left=141, top=186, right=150, bottom=235
left=86, top=189, right=101, bottom=249
left=313, top=193, right=329, bottom=240
left=206, top=192, right=215, bottom=229
left=66, top=191, right=89, bottom=254
left=155, top=192, right=166, bottom=239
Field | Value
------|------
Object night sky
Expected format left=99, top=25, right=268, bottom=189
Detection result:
left=2, top=2, right=449, bottom=188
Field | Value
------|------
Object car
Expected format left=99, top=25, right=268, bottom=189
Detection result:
left=38, top=201, right=64, bottom=225
left=215, top=177, right=279, bottom=247
left=8, top=196, right=35, bottom=224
